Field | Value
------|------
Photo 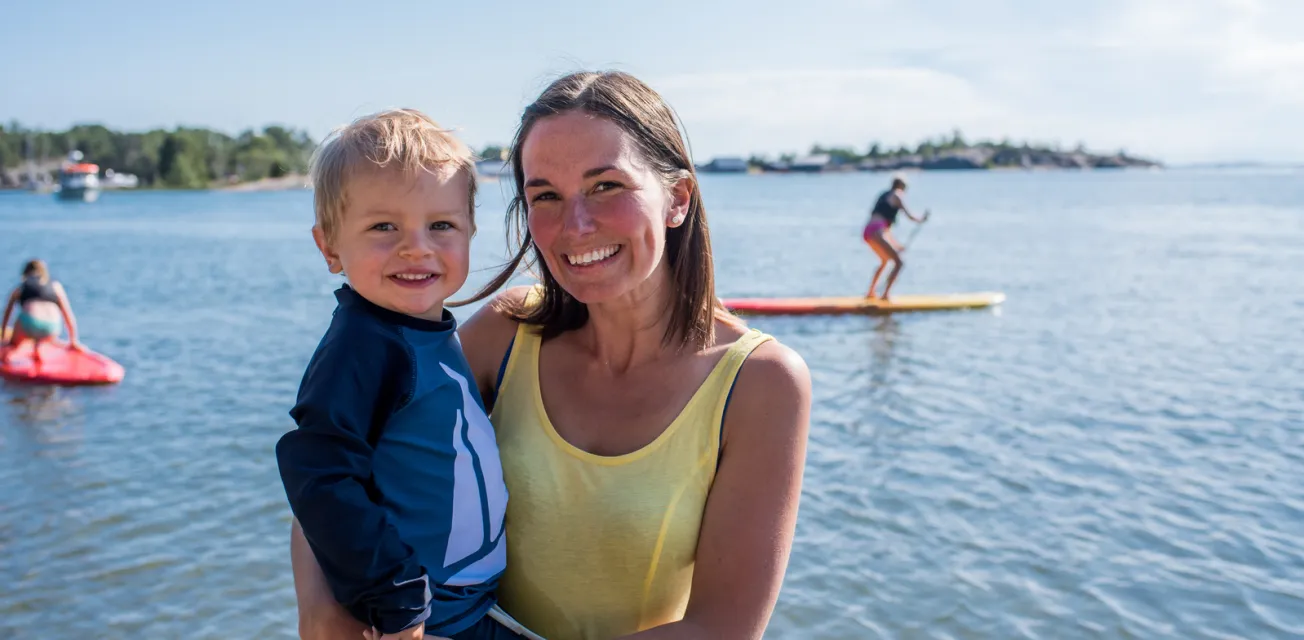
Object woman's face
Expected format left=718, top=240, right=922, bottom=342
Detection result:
left=521, top=111, right=690, bottom=306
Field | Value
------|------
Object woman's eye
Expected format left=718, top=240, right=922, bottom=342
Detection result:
left=430, top=221, right=453, bottom=231
left=530, top=191, right=559, bottom=203
left=370, top=222, right=395, bottom=231
left=593, top=181, right=622, bottom=193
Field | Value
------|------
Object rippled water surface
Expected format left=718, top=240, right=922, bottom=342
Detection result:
left=2, top=169, right=1302, bottom=638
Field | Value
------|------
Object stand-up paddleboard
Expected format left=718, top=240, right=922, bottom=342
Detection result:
left=0, top=339, right=125, bottom=386
left=722, top=292, right=1005, bottom=316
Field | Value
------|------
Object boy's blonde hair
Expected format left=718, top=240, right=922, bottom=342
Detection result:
left=310, top=108, right=477, bottom=241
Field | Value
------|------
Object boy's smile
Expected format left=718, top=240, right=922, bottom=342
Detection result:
left=388, top=269, right=442, bottom=288
left=314, top=166, right=472, bottom=321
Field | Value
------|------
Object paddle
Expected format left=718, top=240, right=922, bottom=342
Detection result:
left=902, top=209, right=931, bottom=251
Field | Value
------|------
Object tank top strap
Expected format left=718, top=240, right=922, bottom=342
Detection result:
left=715, top=329, right=773, bottom=388
left=496, top=321, right=540, bottom=403
left=697, top=329, right=774, bottom=439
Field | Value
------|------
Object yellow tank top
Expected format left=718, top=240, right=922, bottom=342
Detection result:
left=491, top=322, right=773, bottom=640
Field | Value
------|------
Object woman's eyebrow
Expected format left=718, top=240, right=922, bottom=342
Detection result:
left=525, top=165, right=620, bottom=189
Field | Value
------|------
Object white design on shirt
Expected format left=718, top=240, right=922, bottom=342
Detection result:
left=439, top=363, right=509, bottom=585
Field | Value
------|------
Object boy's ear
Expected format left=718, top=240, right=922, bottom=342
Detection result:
left=312, top=226, right=343, bottom=274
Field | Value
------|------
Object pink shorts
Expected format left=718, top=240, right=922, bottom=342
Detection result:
left=863, top=219, right=889, bottom=242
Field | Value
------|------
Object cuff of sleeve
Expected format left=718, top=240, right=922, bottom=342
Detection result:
left=365, top=573, right=433, bottom=635
left=370, top=605, right=431, bottom=636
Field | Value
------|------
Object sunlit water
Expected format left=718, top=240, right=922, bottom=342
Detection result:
left=2, top=169, right=1301, bottom=638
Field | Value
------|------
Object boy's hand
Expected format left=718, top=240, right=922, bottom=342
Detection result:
left=362, top=625, right=436, bottom=640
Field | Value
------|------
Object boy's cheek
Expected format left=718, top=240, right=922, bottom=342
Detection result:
left=438, top=235, right=472, bottom=259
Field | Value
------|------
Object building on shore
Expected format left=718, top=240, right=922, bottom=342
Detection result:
left=696, top=156, right=749, bottom=173
left=787, top=154, right=831, bottom=172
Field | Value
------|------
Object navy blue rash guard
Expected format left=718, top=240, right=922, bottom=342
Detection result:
left=276, top=285, right=508, bottom=636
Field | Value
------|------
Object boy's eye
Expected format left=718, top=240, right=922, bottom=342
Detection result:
left=430, top=221, right=453, bottom=231
left=370, top=222, right=395, bottom=232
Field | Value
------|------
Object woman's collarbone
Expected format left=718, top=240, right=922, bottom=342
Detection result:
left=539, top=345, right=724, bottom=457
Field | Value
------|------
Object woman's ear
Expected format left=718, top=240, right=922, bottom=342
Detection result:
left=666, top=177, right=694, bottom=228
left=311, top=226, right=343, bottom=274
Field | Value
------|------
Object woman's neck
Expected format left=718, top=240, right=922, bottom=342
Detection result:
left=576, top=265, right=678, bottom=373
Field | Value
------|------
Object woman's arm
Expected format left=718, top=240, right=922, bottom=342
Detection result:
left=1, top=289, right=17, bottom=342
left=620, top=341, right=812, bottom=640
left=293, top=521, right=451, bottom=640
left=51, top=282, right=81, bottom=347
left=290, top=518, right=371, bottom=640
left=890, top=193, right=925, bottom=224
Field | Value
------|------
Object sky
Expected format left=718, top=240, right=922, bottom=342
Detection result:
left=3, top=0, right=1302, bottom=164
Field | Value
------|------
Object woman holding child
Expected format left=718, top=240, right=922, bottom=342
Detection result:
left=287, top=71, right=812, bottom=640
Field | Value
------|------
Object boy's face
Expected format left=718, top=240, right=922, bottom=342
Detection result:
left=314, top=167, right=472, bottom=321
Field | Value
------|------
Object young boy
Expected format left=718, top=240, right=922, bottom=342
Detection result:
left=276, top=109, right=512, bottom=640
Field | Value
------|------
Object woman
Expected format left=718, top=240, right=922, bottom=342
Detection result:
left=0, top=259, right=83, bottom=366
left=292, top=71, right=812, bottom=640
left=862, top=176, right=926, bottom=300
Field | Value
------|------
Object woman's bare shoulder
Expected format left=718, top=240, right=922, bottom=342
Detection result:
left=733, top=339, right=809, bottom=403
left=458, top=286, right=533, bottom=392
left=721, top=325, right=811, bottom=446
left=461, top=286, right=531, bottom=335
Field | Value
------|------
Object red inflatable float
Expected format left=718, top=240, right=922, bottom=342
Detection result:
left=0, top=338, right=124, bottom=386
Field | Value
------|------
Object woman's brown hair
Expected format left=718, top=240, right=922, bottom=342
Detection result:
left=460, top=71, right=717, bottom=350
left=22, top=259, right=49, bottom=283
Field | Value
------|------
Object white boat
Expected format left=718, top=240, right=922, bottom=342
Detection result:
left=56, top=151, right=101, bottom=202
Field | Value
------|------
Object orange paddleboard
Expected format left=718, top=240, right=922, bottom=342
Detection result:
left=722, top=292, right=1005, bottom=316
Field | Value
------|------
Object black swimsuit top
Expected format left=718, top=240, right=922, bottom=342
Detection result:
left=871, top=190, right=902, bottom=225
left=18, top=277, right=58, bottom=304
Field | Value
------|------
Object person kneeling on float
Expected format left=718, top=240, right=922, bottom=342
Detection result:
left=0, top=259, right=83, bottom=368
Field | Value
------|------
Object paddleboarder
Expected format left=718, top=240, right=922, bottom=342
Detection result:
left=863, top=175, right=927, bottom=300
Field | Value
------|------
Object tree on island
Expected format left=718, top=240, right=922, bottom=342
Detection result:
left=478, top=145, right=508, bottom=161
left=0, top=122, right=317, bottom=188
left=762, top=129, right=1161, bottom=169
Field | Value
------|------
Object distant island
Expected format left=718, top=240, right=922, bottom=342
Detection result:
left=0, top=123, right=314, bottom=190
left=1, top=123, right=1163, bottom=192
left=694, top=130, right=1162, bottom=173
